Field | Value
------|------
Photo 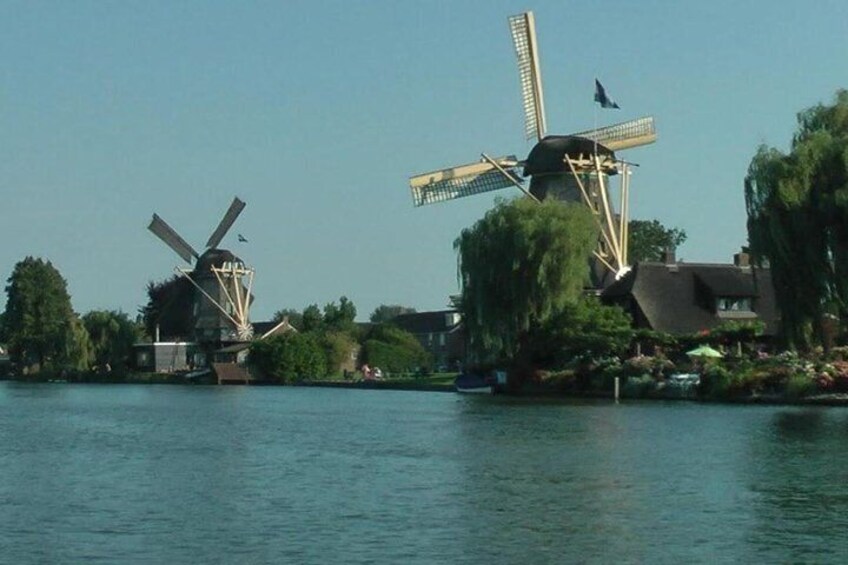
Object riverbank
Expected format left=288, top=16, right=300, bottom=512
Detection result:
left=7, top=369, right=848, bottom=406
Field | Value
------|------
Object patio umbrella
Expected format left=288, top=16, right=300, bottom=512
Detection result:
left=686, top=345, right=724, bottom=358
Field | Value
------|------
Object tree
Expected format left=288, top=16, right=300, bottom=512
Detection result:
left=529, top=297, right=634, bottom=366
left=301, top=304, right=323, bottom=332
left=744, top=90, right=848, bottom=350
left=82, top=310, right=142, bottom=371
left=361, top=324, right=430, bottom=374
left=140, top=275, right=193, bottom=340
left=3, top=257, right=81, bottom=370
left=323, top=296, right=357, bottom=333
left=61, top=316, right=93, bottom=372
left=369, top=304, right=417, bottom=324
left=248, top=332, right=326, bottom=383
left=319, top=331, right=357, bottom=375
left=454, top=197, right=597, bottom=362
left=627, top=219, right=687, bottom=263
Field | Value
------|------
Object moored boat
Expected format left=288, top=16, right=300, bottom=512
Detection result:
left=454, top=373, right=494, bottom=394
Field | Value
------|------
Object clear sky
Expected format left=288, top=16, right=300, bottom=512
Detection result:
left=2, top=0, right=847, bottom=322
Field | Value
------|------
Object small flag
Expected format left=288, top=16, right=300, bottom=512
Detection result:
left=238, top=234, right=248, bottom=243
left=594, top=79, right=620, bottom=109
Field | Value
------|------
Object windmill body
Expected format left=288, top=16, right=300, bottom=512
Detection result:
left=408, top=11, right=656, bottom=284
left=147, top=197, right=255, bottom=357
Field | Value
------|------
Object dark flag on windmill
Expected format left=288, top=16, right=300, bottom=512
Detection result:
left=238, top=234, right=248, bottom=243
left=594, top=78, right=620, bottom=109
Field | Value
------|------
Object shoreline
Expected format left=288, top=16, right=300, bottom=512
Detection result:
left=5, top=374, right=848, bottom=406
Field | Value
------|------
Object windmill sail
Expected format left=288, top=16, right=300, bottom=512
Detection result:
left=409, top=157, right=522, bottom=207
left=148, top=214, right=199, bottom=264
left=509, top=12, right=547, bottom=142
left=573, top=116, right=656, bottom=151
left=206, top=197, right=246, bottom=249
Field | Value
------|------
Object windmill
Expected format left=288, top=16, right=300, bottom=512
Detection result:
left=147, top=197, right=255, bottom=342
left=408, top=11, right=657, bottom=282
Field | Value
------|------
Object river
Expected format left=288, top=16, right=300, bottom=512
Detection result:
left=1, top=383, right=847, bottom=563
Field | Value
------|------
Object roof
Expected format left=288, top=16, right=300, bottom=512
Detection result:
left=194, top=248, right=242, bottom=273
left=523, top=136, right=615, bottom=176
left=602, top=262, right=780, bottom=336
left=391, top=310, right=461, bottom=334
left=251, top=319, right=298, bottom=339
left=694, top=269, right=756, bottom=297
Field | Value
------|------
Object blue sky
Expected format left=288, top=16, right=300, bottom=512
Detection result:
left=2, top=0, right=847, bottom=321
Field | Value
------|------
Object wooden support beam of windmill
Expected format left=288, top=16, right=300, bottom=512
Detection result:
left=593, top=155, right=624, bottom=271
left=565, top=156, right=620, bottom=272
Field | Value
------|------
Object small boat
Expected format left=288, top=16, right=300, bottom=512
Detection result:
left=454, top=373, right=494, bottom=394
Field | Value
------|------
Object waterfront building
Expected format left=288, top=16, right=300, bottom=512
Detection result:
left=602, top=249, right=780, bottom=337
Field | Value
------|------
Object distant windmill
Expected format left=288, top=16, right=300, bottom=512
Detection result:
left=408, top=11, right=657, bottom=281
left=147, top=197, right=255, bottom=342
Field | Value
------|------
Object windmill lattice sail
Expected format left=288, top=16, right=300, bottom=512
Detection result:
left=409, top=157, right=522, bottom=207
left=509, top=12, right=547, bottom=142
left=573, top=116, right=656, bottom=151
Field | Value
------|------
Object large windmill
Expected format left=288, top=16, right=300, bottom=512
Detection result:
left=147, top=197, right=255, bottom=343
left=409, top=11, right=656, bottom=282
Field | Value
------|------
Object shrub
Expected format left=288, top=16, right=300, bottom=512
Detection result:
left=248, top=332, right=326, bottom=383
left=361, top=324, right=430, bottom=374
left=785, top=373, right=816, bottom=399
left=699, top=364, right=735, bottom=399
left=622, top=375, right=656, bottom=398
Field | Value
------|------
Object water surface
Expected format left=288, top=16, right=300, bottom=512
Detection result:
left=2, top=383, right=847, bottom=563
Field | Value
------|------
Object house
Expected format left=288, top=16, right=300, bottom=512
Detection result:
left=391, top=310, right=465, bottom=371
left=602, top=249, right=780, bottom=337
left=133, top=342, right=194, bottom=373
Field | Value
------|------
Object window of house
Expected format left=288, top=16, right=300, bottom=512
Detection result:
left=717, top=297, right=752, bottom=312
left=439, top=333, right=446, bottom=347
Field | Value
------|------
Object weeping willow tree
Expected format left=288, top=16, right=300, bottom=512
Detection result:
left=454, top=197, right=597, bottom=363
left=745, top=90, right=848, bottom=350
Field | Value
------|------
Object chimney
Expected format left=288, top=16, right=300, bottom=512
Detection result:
left=663, top=247, right=676, bottom=265
left=734, top=247, right=750, bottom=268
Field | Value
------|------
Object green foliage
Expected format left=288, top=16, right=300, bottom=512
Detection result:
left=454, top=197, right=597, bottom=361
left=248, top=332, right=326, bottom=383
left=627, top=219, right=687, bottom=263
left=531, top=297, right=634, bottom=367
left=369, top=304, right=417, bottom=324
left=698, top=363, right=736, bottom=399
left=745, top=89, right=848, bottom=350
left=140, top=275, right=193, bottom=340
left=3, top=257, right=81, bottom=370
left=323, top=296, right=357, bottom=334
left=82, top=310, right=141, bottom=371
left=301, top=304, right=323, bottom=332
left=785, top=373, right=817, bottom=399
left=632, top=328, right=677, bottom=355
left=319, top=331, right=357, bottom=375
left=61, top=316, right=92, bottom=371
left=362, top=324, right=430, bottom=374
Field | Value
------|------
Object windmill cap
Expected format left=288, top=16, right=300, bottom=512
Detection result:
left=194, top=248, right=242, bottom=272
left=523, top=135, right=616, bottom=176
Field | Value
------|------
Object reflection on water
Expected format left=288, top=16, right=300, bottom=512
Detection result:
left=2, top=384, right=848, bottom=563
